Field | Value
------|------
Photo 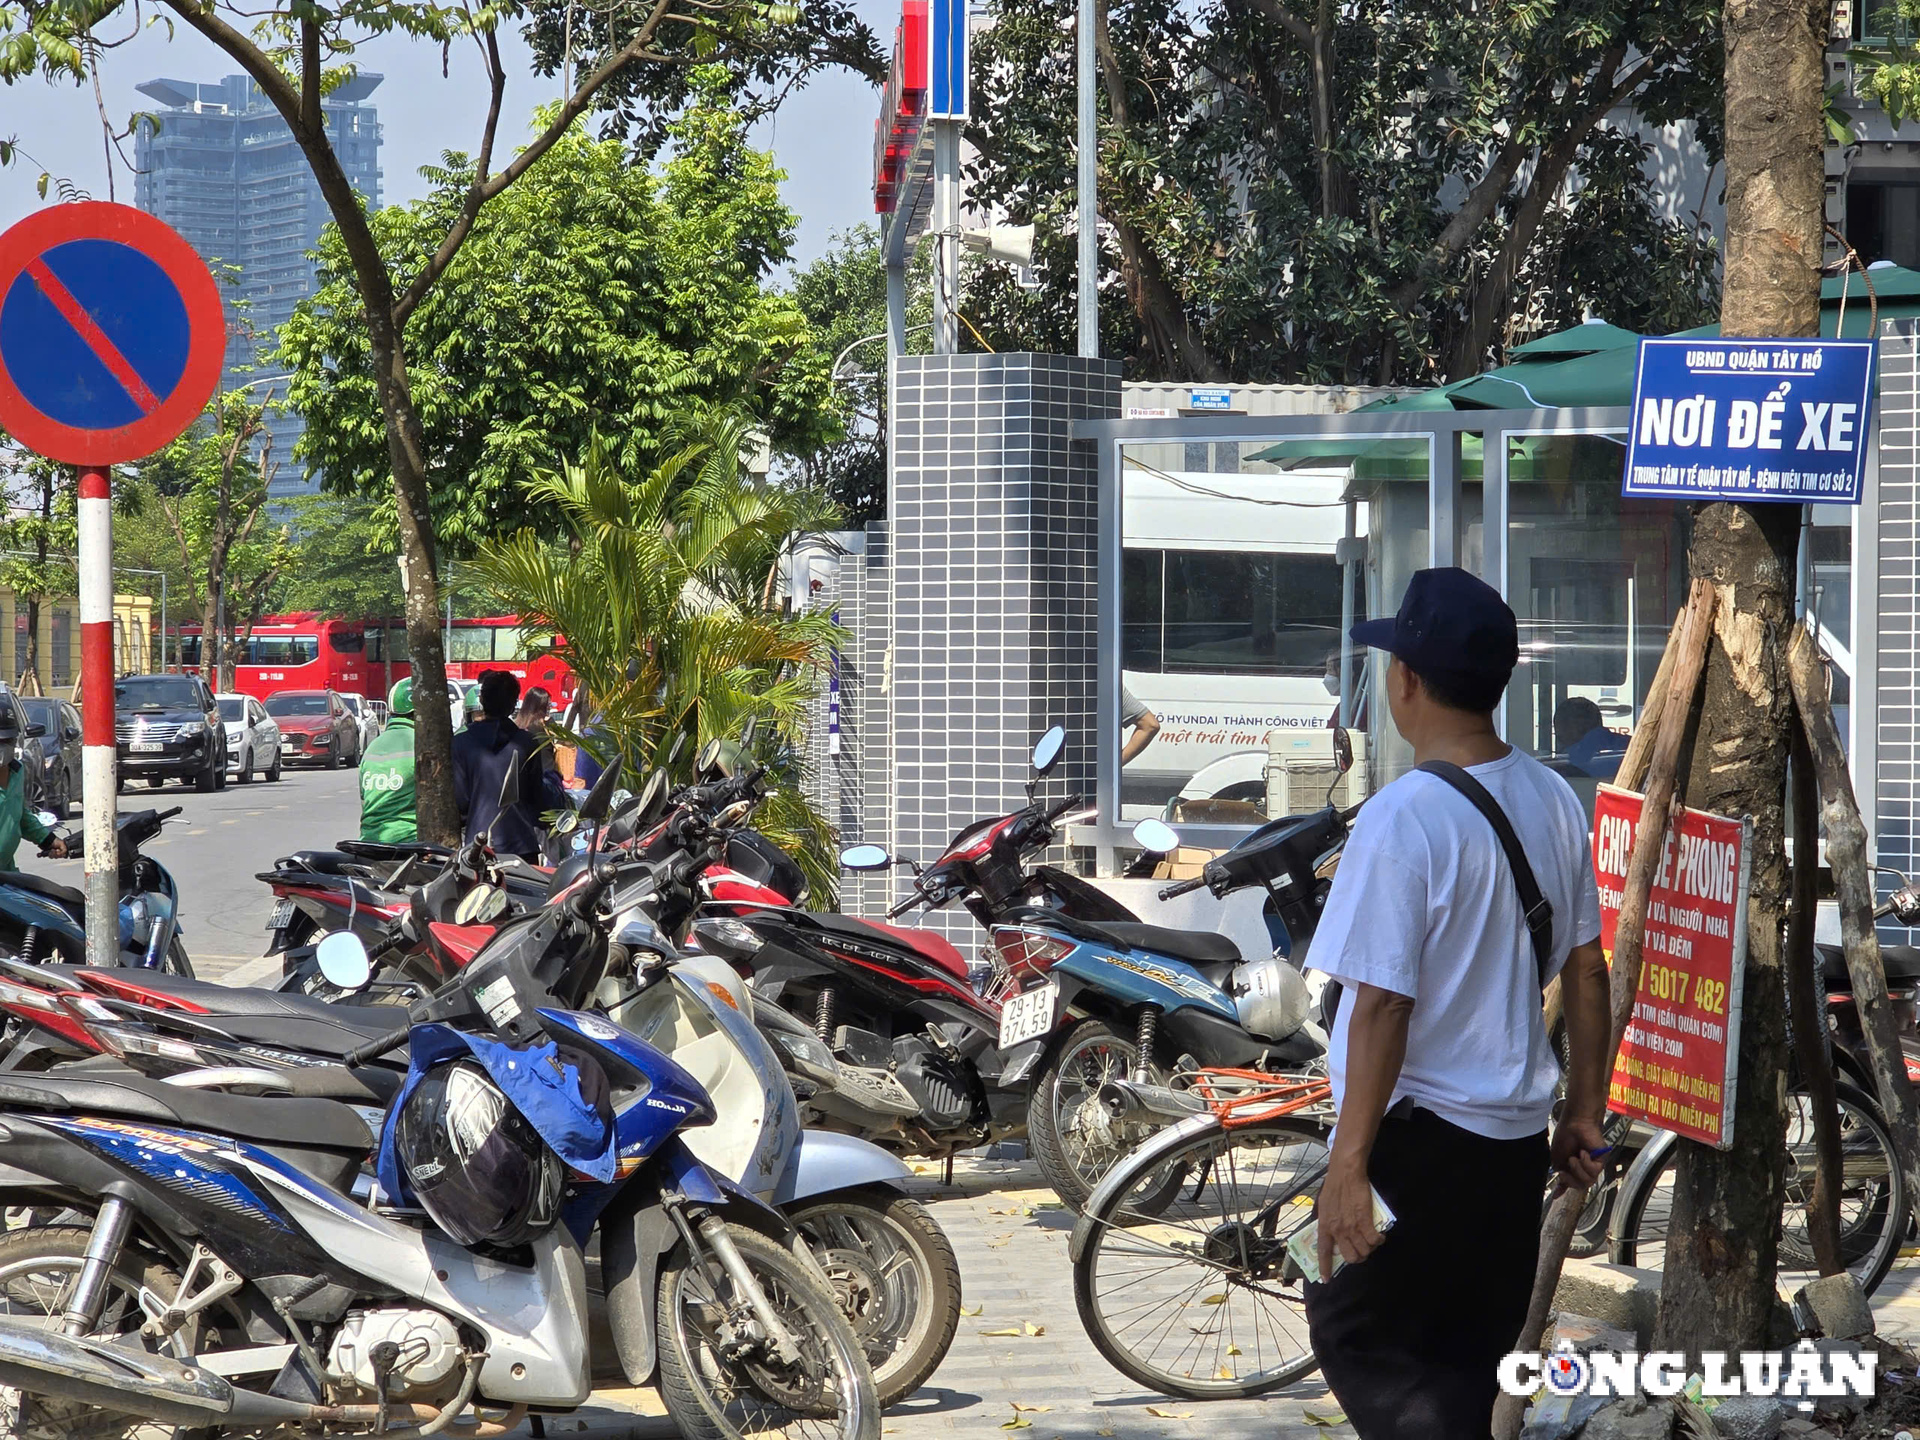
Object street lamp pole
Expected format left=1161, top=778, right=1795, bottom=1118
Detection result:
left=1077, top=0, right=1098, bottom=357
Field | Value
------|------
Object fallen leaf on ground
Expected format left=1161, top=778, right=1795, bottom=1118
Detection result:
left=1001, top=1419, right=1032, bottom=1430
left=986, top=1234, right=1013, bottom=1248
left=1215, top=1366, right=1235, bottom=1380
left=1200, top=1293, right=1228, bottom=1305
left=980, top=1327, right=1023, bottom=1337
left=1303, top=1411, right=1347, bottom=1427
left=1097, top=1427, right=1116, bottom=1437
left=960, top=1304, right=984, bottom=1316
left=1024, top=1321, right=1046, bottom=1336
left=1145, top=1406, right=1193, bottom=1419
left=1225, top=1344, right=1242, bottom=1355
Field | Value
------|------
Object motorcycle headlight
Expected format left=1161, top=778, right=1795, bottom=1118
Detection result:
left=692, top=917, right=764, bottom=954
left=771, top=1027, right=839, bottom=1086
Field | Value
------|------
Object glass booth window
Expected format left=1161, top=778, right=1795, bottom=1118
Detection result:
left=1504, top=432, right=1691, bottom=821
left=1118, top=436, right=1437, bottom=825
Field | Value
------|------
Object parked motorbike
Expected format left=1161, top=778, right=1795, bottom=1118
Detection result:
left=0, top=806, right=191, bottom=975
left=982, top=734, right=1355, bottom=1211
left=0, top=850, right=880, bottom=1440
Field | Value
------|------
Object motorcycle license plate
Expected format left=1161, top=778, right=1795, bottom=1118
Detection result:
left=130, top=742, right=164, bottom=754
left=999, top=981, right=1058, bottom=1049
left=266, top=900, right=294, bottom=931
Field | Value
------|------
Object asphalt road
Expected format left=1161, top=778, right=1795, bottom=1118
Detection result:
left=14, top=761, right=364, bottom=982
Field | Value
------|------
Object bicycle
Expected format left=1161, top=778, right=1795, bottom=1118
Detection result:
left=1608, top=1077, right=1907, bottom=1297
left=1069, top=1068, right=1334, bottom=1399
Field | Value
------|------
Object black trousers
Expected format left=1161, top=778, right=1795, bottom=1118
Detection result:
left=1304, top=1107, right=1548, bottom=1440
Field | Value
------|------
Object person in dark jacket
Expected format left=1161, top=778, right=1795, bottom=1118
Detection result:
left=452, top=671, right=567, bottom=862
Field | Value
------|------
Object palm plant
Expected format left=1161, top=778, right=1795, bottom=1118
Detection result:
left=470, top=413, right=847, bottom=899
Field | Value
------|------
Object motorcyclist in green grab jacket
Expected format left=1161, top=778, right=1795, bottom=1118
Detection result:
left=0, top=704, right=62, bottom=869
left=359, top=678, right=418, bottom=843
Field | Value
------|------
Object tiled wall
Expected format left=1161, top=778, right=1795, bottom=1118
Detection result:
left=1878, top=324, right=1919, bottom=903
left=838, top=353, right=1120, bottom=942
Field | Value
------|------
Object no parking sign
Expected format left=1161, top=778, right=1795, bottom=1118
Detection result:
left=0, top=201, right=225, bottom=967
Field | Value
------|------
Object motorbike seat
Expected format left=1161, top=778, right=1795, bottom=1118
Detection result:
left=0, top=870, right=87, bottom=912
left=1820, top=943, right=1920, bottom=987
left=810, top=912, right=974, bottom=982
left=278, top=849, right=373, bottom=877
left=51, top=966, right=405, bottom=1028
left=0, top=1069, right=373, bottom=1151
left=1078, top=920, right=1245, bottom=972
left=190, top=1010, right=408, bottom=1061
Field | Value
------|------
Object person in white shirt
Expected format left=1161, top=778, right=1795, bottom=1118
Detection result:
left=1305, top=567, right=1612, bottom=1439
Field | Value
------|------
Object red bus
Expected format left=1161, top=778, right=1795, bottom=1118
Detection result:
left=171, top=613, right=575, bottom=704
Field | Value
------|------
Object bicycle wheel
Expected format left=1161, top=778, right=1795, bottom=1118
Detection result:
left=1613, top=1079, right=1905, bottom=1297
left=1073, top=1115, right=1328, bottom=1399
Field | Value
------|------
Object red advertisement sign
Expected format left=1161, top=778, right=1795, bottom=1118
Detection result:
left=1591, top=784, right=1752, bottom=1150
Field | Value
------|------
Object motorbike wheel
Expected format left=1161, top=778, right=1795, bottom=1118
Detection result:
left=657, top=1222, right=879, bottom=1440
left=1074, top=1114, right=1327, bottom=1399
left=0, top=1225, right=195, bottom=1440
left=787, top=1190, right=961, bottom=1407
left=1029, top=1018, right=1184, bottom=1216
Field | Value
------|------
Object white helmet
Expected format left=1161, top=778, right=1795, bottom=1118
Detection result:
left=1234, top=958, right=1311, bottom=1042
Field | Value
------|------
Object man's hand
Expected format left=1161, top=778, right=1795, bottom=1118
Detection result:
left=1550, top=1114, right=1607, bottom=1188
left=1316, top=1156, right=1385, bottom=1278
left=43, top=837, right=67, bottom=860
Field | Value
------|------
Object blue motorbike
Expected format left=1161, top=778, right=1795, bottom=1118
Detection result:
left=992, top=730, right=1362, bottom=1211
left=0, top=805, right=190, bottom=974
left=0, top=847, right=879, bottom=1440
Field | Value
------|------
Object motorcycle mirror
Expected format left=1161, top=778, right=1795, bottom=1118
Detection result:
left=635, top=769, right=669, bottom=824
left=696, top=738, right=724, bottom=777
left=454, top=883, right=498, bottom=926
left=578, top=752, right=623, bottom=823
left=497, top=757, right=522, bottom=812
left=840, top=844, right=892, bottom=871
left=1332, top=727, right=1354, bottom=775
left=1032, top=725, right=1067, bottom=776
left=1131, top=818, right=1181, bottom=855
left=315, top=931, right=372, bottom=991
left=667, top=732, right=687, bottom=766
left=740, top=716, right=759, bottom=749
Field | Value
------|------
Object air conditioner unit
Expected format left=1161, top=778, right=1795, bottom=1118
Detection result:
left=1265, top=730, right=1370, bottom=818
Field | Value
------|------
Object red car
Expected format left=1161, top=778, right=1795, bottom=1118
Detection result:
left=264, top=689, right=361, bottom=769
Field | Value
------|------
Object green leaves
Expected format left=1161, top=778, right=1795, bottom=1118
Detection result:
left=281, top=93, right=836, bottom=550
left=467, top=418, right=846, bottom=897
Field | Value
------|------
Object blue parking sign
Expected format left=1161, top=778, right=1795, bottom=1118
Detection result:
left=1623, top=337, right=1875, bottom=504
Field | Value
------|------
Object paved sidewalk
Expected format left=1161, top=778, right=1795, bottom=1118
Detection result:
left=551, top=1152, right=1347, bottom=1440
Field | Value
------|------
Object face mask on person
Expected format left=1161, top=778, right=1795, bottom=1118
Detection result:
left=0, top=741, right=20, bottom=769
left=1322, top=672, right=1341, bottom=697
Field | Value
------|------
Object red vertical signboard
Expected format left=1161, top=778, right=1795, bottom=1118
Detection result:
left=1591, top=783, right=1752, bottom=1149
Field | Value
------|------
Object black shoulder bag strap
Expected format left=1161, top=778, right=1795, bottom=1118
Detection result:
left=1416, top=760, right=1555, bottom=991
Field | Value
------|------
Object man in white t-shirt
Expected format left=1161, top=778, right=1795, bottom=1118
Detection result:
left=1304, top=567, right=1613, bottom=1439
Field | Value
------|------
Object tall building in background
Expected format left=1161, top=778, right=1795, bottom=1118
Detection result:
left=134, top=74, right=383, bottom=496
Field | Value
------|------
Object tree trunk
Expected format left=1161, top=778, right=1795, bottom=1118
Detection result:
left=1786, top=717, right=1844, bottom=1275
left=1653, top=0, right=1825, bottom=1361
left=23, top=598, right=39, bottom=692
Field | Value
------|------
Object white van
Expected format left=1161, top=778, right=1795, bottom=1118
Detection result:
left=1121, top=463, right=1361, bottom=821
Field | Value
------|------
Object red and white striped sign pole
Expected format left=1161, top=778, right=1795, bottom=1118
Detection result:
left=78, top=464, right=118, bottom=967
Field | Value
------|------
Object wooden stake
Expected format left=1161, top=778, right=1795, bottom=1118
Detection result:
left=1615, top=607, right=1688, bottom=793
left=1786, top=707, right=1844, bottom=1274
left=1493, top=577, right=1716, bottom=1440
left=1785, top=626, right=1920, bottom=1238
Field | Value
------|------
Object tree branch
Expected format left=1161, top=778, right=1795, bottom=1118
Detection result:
left=301, top=16, right=320, bottom=131
left=394, top=0, right=680, bottom=325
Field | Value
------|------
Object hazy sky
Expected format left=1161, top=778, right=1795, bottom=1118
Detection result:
left=0, top=6, right=890, bottom=269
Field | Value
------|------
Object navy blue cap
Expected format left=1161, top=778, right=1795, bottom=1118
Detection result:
left=1351, top=567, right=1518, bottom=686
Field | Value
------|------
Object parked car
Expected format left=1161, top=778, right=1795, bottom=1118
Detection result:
left=19, top=696, right=79, bottom=817
left=264, top=689, right=358, bottom=768
left=217, top=693, right=282, bottom=784
left=339, top=691, right=380, bottom=751
left=106, top=673, right=228, bottom=793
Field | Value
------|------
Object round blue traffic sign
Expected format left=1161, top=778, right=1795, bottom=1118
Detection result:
left=0, top=202, right=225, bottom=465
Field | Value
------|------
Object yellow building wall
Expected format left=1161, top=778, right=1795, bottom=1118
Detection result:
left=0, top=592, right=156, bottom=697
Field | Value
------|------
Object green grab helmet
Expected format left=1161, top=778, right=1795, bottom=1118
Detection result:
left=388, top=677, right=415, bottom=717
